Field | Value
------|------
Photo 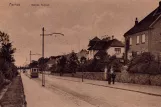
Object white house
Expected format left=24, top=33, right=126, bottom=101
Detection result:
left=76, top=49, right=88, bottom=61
left=88, top=36, right=125, bottom=59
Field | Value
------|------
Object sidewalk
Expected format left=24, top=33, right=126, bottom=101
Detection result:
left=50, top=75, right=161, bottom=97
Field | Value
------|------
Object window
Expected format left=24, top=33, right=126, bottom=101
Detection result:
left=141, top=34, right=145, bottom=43
left=115, top=48, right=121, bottom=54
left=129, top=37, right=132, bottom=45
left=136, top=36, right=140, bottom=44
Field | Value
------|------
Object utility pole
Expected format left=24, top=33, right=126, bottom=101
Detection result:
left=30, top=51, right=31, bottom=73
left=40, top=27, right=64, bottom=87
left=42, top=27, right=45, bottom=87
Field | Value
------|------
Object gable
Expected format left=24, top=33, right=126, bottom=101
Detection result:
left=124, top=6, right=161, bottom=36
left=110, top=39, right=124, bottom=47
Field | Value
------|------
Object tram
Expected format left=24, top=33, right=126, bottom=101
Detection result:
left=30, top=68, right=39, bottom=78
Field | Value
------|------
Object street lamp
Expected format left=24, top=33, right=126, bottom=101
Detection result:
left=41, top=27, right=64, bottom=87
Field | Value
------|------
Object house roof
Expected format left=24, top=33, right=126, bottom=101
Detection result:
left=79, top=49, right=88, bottom=53
left=92, top=41, right=107, bottom=50
left=110, top=39, right=125, bottom=47
left=90, top=36, right=101, bottom=41
left=124, top=4, right=161, bottom=36
left=90, top=39, right=124, bottom=50
left=87, top=46, right=93, bottom=50
left=88, top=36, right=101, bottom=47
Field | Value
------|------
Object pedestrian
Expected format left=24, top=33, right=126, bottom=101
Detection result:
left=104, top=65, right=108, bottom=81
left=111, top=66, right=116, bottom=84
left=107, top=65, right=112, bottom=84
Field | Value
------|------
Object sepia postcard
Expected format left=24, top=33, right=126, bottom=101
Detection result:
left=0, top=0, right=161, bottom=107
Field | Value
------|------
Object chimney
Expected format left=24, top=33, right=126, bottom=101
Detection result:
left=135, top=17, right=138, bottom=25
left=112, top=35, right=114, bottom=40
left=159, top=1, right=161, bottom=7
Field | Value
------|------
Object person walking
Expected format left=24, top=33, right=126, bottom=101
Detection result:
left=111, top=66, right=116, bottom=84
left=104, top=65, right=108, bottom=81
left=108, top=65, right=112, bottom=84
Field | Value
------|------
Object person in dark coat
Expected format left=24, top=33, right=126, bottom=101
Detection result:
left=107, top=65, right=112, bottom=84
left=108, top=65, right=116, bottom=84
left=111, top=65, right=116, bottom=84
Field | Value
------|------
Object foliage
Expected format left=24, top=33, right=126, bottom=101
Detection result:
left=107, top=55, right=122, bottom=72
left=37, top=57, right=49, bottom=70
left=127, top=52, right=161, bottom=74
left=29, top=60, right=38, bottom=68
left=0, top=31, right=9, bottom=44
left=85, top=58, right=104, bottom=72
left=84, top=54, right=122, bottom=72
left=38, top=57, right=49, bottom=65
left=59, top=56, right=67, bottom=67
left=68, top=52, right=79, bottom=73
left=80, top=56, right=87, bottom=63
left=0, top=43, right=16, bottom=63
left=0, top=31, right=17, bottom=81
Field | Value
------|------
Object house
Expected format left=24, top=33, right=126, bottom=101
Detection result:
left=88, top=36, right=101, bottom=59
left=76, top=49, right=88, bottom=61
left=124, top=1, right=161, bottom=60
left=46, top=56, right=60, bottom=70
left=87, top=36, right=125, bottom=60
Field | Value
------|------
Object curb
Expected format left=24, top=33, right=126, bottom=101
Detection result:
left=51, top=75, right=161, bottom=97
left=20, top=75, right=27, bottom=107
left=86, top=83, right=161, bottom=97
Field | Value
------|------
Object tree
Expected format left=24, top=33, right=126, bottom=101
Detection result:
left=80, top=56, right=87, bottom=63
left=108, top=55, right=122, bottom=72
left=29, top=60, right=38, bottom=68
left=127, top=52, right=160, bottom=74
left=0, top=31, right=16, bottom=80
left=68, top=52, right=79, bottom=76
left=0, top=31, right=9, bottom=44
left=1, top=43, right=16, bottom=63
left=59, top=56, right=67, bottom=76
left=38, top=57, right=49, bottom=70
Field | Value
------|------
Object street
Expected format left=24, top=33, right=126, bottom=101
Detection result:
left=21, top=71, right=161, bottom=107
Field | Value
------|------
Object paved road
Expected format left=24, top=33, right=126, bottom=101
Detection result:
left=21, top=72, right=161, bottom=107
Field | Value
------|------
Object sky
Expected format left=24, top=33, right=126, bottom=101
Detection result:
left=0, top=0, right=160, bottom=66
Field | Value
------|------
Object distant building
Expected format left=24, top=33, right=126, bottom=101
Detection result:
left=46, top=56, right=61, bottom=70
left=88, top=36, right=101, bottom=59
left=124, top=1, right=161, bottom=60
left=76, top=49, right=88, bottom=61
left=87, top=36, right=124, bottom=60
